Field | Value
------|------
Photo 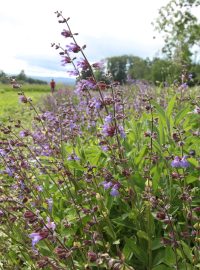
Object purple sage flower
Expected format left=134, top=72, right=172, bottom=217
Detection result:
left=102, top=124, right=116, bottom=137
left=77, top=58, right=90, bottom=70
left=29, top=232, right=43, bottom=247
left=118, top=125, right=126, bottom=138
left=36, top=185, right=43, bottom=192
left=171, top=156, right=181, bottom=168
left=66, top=43, right=81, bottom=53
left=46, top=217, right=56, bottom=231
left=61, top=29, right=72, bottom=38
left=101, top=181, right=113, bottom=190
left=46, top=198, right=53, bottom=212
left=180, top=156, right=189, bottom=168
left=61, top=56, right=71, bottom=65
left=104, top=115, right=112, bottom=123
left=110, top=186, right=119, bottom=197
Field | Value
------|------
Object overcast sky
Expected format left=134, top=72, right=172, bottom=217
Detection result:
left=0, top=0, right=169, bottom=77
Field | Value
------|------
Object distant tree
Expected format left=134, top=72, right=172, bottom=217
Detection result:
left=150, top=58, right=182, bottom=84
left=128, top=56, right=151, bottom=81
left=0, top=70, right=9, bottom=83
left=107, top=56, right=128, bottom=84
left=16, top=70, right=27, bottom=82
left=153, top=0, right=200, bottom=65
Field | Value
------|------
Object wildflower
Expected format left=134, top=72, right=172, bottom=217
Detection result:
left=171, top=156, right=181, bottom=168
left=46, top=198, right=53, bottom=212
left=0, top=149, right=6, bottom=156
left=75, top=79, right=96, bottom=94
left=171, top=156, right=189, bottom=168
left=5, top=167, right=14, bottom=176
left=102, top=124, right=116, bottom=137
left=88, top=251, right=98, bottom=262
left=0, top=210, right=4, bottom=217
left=104, top=115, right=113, bottom=123
left=88, top=98, right=102, bottom=110
left=61, top=56, right=71, bottom=65
left=29, top=232, right=43, bottom=247
left=66, top=43, right=81, bottom=53
left=19, top=130, right=30, bottom=137
left=96, top=81, right=109, bottom=90
left=193, top=106, right=200, bottom=114
left=92, top=61, right=104, bottom=69
left=54, top=246, right=72, bottom=259
left=118, top=125, right=126, bottom=138
left=180, top=156, right=189, bottom=168
left=77, top=58, right=90, bottom=70
left=101, top=145, right=109, bottom=152
left=110, top=185, right=119, bottom=197
left=46, top=217, right=56, bottom=231
left=61, top=29, right=72, bottom=38
left=178, top=83, right=188, bottom=91
left=67, top=153, right=80, bottom=161
left=67, top=70, right=79, bottom=76
left=36, top=185, right=43, bottom=192
left=19, top=95, right=28, bottom=103
left=101, top=181, right=113, bottom=190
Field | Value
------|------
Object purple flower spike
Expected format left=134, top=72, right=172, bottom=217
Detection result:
left=102, top=181, right=113, bottom=190
left=46, top=198, right=53, bottom=212
left=29, top=232, right=43, bottom=247
left=118, top=125, right=126, bottom=138
left=110, top=187, right=119, bottom=197
left=61, top=56, right=71, bottom=65
left=66, top=43, right=81, bottom=53
left=77, top=58, right=90, bottom=70
left=180, top=156, right=189, bottom=168
left=102, top=124, right=116, bottom=137
left=61, top=29, right=72, bottom=38
left=104, top=115, right=112, bottom=123
left=171, top=156, right=181, bottom=168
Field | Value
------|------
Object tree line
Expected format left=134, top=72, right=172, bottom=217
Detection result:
left=0, top=70, right=47, bottom=85
left=94, top=55, right=200, bottom=86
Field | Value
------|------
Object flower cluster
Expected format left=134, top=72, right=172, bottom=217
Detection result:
left=171, top=155, right=190, bottom=168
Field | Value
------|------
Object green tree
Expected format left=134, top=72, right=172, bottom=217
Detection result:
left=153, top=0, right=200, bottom=65
left=107, top=55, right=128, bottom=84
left=16, top=70, right=27, bottom=82
left=150, top=58, right=182, bottom=84
left=128, top=56, right=151, bottom=81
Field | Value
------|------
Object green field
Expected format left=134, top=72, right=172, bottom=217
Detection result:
left=0, top=83, right=67, bottom=122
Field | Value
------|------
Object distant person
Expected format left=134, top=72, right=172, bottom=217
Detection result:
left=50, top=79, right=56, bottom=93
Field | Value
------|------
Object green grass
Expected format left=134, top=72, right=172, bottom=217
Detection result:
left=0, top=83, right=66, bottom=122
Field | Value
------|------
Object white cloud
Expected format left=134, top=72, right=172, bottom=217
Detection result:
left=0, top=0, right=168, bottom=77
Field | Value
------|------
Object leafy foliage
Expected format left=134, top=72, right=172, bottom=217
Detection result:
left=153, top=0, right=200, bottom=63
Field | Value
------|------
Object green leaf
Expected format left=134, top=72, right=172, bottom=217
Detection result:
left=174, top=106, right=191, bottom=125
left=123, top=237, right=148, bottom=265
left=180, top=240, right=193, bottom=263
left=151, top=165, right=161, bottom=191
left=152, top=265, right=171, bottom=270
left=152, top=238, right=163, bottom=250
left=166, top=95, right=176, bottom=118
left=67, top=160, right=84, bottom=171
left=186, top=175, right=198, bottom=184
left=137, top=230, right=150, bottom=241
left=151, top=100, right=166, bottom=125
left=103, top=225, right=116, bottom=240
left=134, top=145, right=147, bottom=166
left=164, top=246, right=176, bottom=266
left=188, top=157, right=199, bottom=167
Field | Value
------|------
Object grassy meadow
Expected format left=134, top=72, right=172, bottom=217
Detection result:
left=0, top=83, right=69, bottom=122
